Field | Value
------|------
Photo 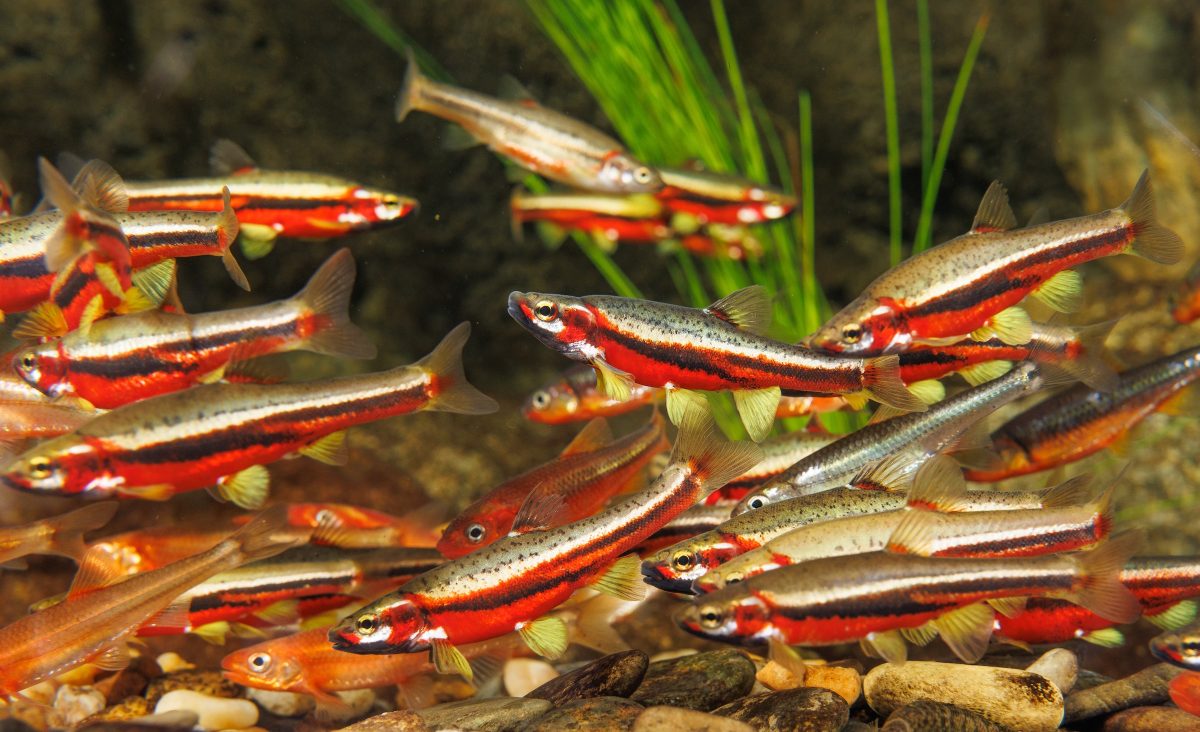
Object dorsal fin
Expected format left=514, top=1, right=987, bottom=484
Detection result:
left=497, top=75, right=538, bottom=106
left=969, top=181, right=1017, bottom=233
left=67, top=548, right=129, bottom=599
left=704, top=285, right=771, bottom=335
left=560, top=418, right=613, bottom=457
left=210, top=139, right=258, bottom=176
left=71, top=160, right=129, bottom=213
left=510, top=484, right=570, bottom=535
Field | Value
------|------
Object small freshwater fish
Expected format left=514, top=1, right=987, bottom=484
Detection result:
left=80, top=527, right=230, bottom=578
left=14, top=248, right=376, bottom=408
left=511, top=189, right=668, bottom=246
left=656, top=165, right=797, bottom=226
left=0, top=503, right=117, bottom=567
left=0, top=506, right=302, bottom=699
left=676, top=226, right=764, bottom=261
left=0, top=364, right=96, bottom=442
left=121, top=140, right=416, bottom=258
left=234, top=502, right=447, bottom=549
left=508, top=286, right=923, bottom=442
left=677, top=533, right=1141, bottom=664
left=633, top=502, right=733, bottom=557
left=1169, top=671, right=1200, bottom=717
left=1153, top=622, right=1200, bottom=671
left=965, top=346, right=1200, bottom=482
left=734, top=362, right=1046, bottom=514
left=329, top=412, right=759, bottom=681
left=0, top=322, right=497, bottom=508
left=708, top=429, right=836, bottom=503
left=810, top=172, right=1181, bottom=355
left=397, top=52, right=661, bottom=194
left=523, top=364, right=661, bottom=425
left=1171, top=261, right=1200, bottom=325
left=438, top=412, right=668, bottom=557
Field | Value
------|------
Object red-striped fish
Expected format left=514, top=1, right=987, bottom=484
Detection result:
left=508, top=286, right=923, bottom=442
left=0, top=323, right=496, bottom=508
left=656, top=165, right=797, bottom=227
left=397, top=52, right=660, bottom=194
left=233, top=502, right=447, bottom=549
left=0, top=362, right=96, bottom=442
left=0, top=503, right=117, bottom=568
left=810, top=172, right=1181, bottom=355
left=706, top=429, right=836, bottom=504
left=438, top=412, right=668, bottom=558
left=965, top=346, right=1200, bottom=482
left=329, top=414, right=759, bottom=680
left=13, top=248, right=375, bottom=408
left=510, top=189, right=668, bottom=246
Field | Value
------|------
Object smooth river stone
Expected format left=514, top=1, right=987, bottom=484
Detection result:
left=633, top=705, right=755, bottom=732
left=519, top=696, right=643, bottom=731
left=526, top=650, right=649, bottom=705
left=1101, top=705, right=1200, bottom=731
left=1064, top=663, right=1186, bottom=723
left=415, top=697, right=552, bottom=732
left=712, top=688, right=849, bottom=732
left=632, top=649, right=756, bottom=711
left=881, top=700, right=1016, bottom=731
left=335, top=710, right=428, bottom=732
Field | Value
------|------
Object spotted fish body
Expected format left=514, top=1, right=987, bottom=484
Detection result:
left=656, top=166, right=797, bottom=226
left=523, top=364, right=661, bottom=425
left=707, top=430, right=836, bottom=503
left=965, top=346, right=1200, bottom=482
left=634, top=502, right=733, bottom=557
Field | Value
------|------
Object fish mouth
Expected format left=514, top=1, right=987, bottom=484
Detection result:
left=506, top=291, right=530, bottom=323
left=640, top=559, right=698, bottom=595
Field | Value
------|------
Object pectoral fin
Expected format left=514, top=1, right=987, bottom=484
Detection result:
left=431, top=638, right=473, bottom=682
left=518, top=615, right=568, bottom=660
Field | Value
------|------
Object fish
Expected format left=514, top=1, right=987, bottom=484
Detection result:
left=120, top=140, right=417, bottom=258
left=1171, top=261, right=1200, bottom=325
left=13, top=248, right=377, bottom=408
left=1168, top=671, right=1200, bottom=717
left=522, top=364, right=661, bottom=425
left=655, top=164, right=798, bottom=227
left=437, top=412, right=669, bottom=557
left=0, top=363, right=96, bottom=442
left=396, top=51, right=661, bottom=194
left=676, top=226, right=764, bottom=261
left=0, top=322, right=497, bottom=508
left=809, top=172, right=1182, bottom=355
left=734, top=361, right=1046, bottom=514
left=964, top=346, right=1200, bottom=482
left=507, top=286, right=924, bottom=442
left=233, top=502, right=447, bottom=549
left=0, top=502, right=117, bottom=567
left=633, top=502, right=733, bottom=557
left=79, top=527, right=230, bottom=579
left=998, top=556, right=1200, bottom=648
left=1153, top=622, right=1200, bottom=671
left=510, top=189, right=668, bottom=248
left=328, top=411, right=760, bottom=681
left=676, top=532, right=1142, bottom=664
left=707, top=429, right=836, bottom=504
left=0, top=506, right=302, bottom=699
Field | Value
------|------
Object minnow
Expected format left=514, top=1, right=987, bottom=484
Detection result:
left=508, top=286, right=924, bottom=442
left=0, top=503, right=117, bottom=567
left=14, top=248, right=376, bottom=408
left=810, top=172, right=1181, bottom=355
left=964, top=346, right=1200, bottom=482
left=0, top=506, right=301, bottom=699
left=523, top=364, right=662, bottom=425
left=1171, top=261, right=1200, bottom=325
left=0, top=322, right=497, bottom=508
left=998, top=557, right=1200, bottom=648
left=633, top=502, right=733, bottom=557
left=677, top=532, right=1142, bottom=664
left=676, top=227, right=763, bottom=261
left=81, top=527, right=230, bottom=579
left=1169, top=671, right=1200, bottom=717
left=437, top=412, right=668, bottom=558
left=734, top=361, right=1046, bottom=514
left=707, top=429, right=836, bottom=504
left=511, top=189, right=668, bottom=247
left=233, top=502, right=447, bottom=549
left=120, top=140, right=416, bottom=258
left=397, top=52, right=661, bottom=194
left=1153, top=622, right=1200, bottom=671
left=694, top=458, right=1101, bottom=594
left=656, top=165, right=797, bottom=227
left=0, top=365, right=96, bottom=442
left=328, top=412, right=759, bottom=681
left=642, top=477, right=1057, bottom=595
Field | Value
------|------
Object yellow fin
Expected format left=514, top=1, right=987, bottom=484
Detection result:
left=94, top=261, right=124, bottom=299
left=560, top=418, right=613, bottom=456
left=591, top=554, right=646, bottom=601
left=957, top=359, right=1013, bottom=386
left=971, top=306, right=1032, bottom=345
left=518, top=615, right=569, bottom=660
left=861, top=630, right=907, bottom=664
left=299, top=431, right=350, bottom=466
left=767, top=639, right=808, bottom=680
left=589, top=230, right=618, bottom=254
left=431, top=638, right=473, bottom=682
left=1030, top=269, right=1083, bottom=313
left=190, top=621, right=232, bottom=645
left=1082, top=628, right=1126, bottom=648
left=197, top=364, right=228, bottom=385
left=91, top=643, right=132, bottom=672
left=900, top=623, right=938, bottom=647
left=593, top=359, right=634, bottom=402
left=254, top=599, right=300, bottom=626
left=117, top=286, right=155, bottom=315
left=842, top=391, right=869, bottom=411
left=1146, top=600, right=1198, bottom=630
left=904, top=455, right=968, bottom=510
left=535, top=222, right=568, bottom=249
left=850, top=452, right=917, bottom=493
left=665, top=388, right=709, bottom=428
left=906, top=379, right=945, bottom=405
left=131, top=258, right=176, bottom=307
left=215, top=465, right=270, bottom=509
left=239, top=226, right=278, bottom=259
left=117, top=483, right=175, bottom=501
left=77, top=293, right=106, bottom=334
left=733, top=386, right=781, bottom=443
left=933, top=602, right=995, bottom=662
left=986, top=597, right=1027, bottom=619
left=13, top=302, right=67, bottom=340
left=969, top=181, right=1017, bottom=233
left=704, top=285, right=771, bottom=336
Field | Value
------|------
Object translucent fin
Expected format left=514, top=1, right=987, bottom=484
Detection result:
left=665, top=388, right=708, bottom=427
left=933, top=603, right=995, bottom=663
left=569, top=593, right=633, bottom=654
left=969, top=181, right=1017, bottom=233
left=1069, top=531, right=1143, bottom=623
left=1040, top=474, right=1094, bottom=508
left=71, top=159, right=129, bottom=213
left=216, top=188, right=249, bottom=291
left=92, top=643, right=132, bottom=672
left=77, top=294, right=106, bottom=335
left=534, top=221, right=568, bottom=249
left=971, top=306, right=1032, bottom=346
left=46, top=502, right=118, bottom=562
left=591, top=555, right=646, bottom=601
left=1121, top=170, right=1184, bottom=264
left=254, top=599, right=300, bottom=626
left=867, top=404, right=906, bottom=426
left=68, top=549, right=127, bottom=596
left=117, top=483, right=175, bottom=502
left=864, top=354, right=927, bottom=412
left=957, top=360, right=1013, bottom=386
left=143, top=600, right=192, bottom=632
left=1146, top=600, right=1198, bottom=630
left=1082, top=628, right=1126, bottom=648
left=396, top=48, right=426, bottom=123
left=1059, top=320, right=1119, bottom=393
left=704, top=285, right=771, bottom=336
left=518, top=615, right=569, bottom=660
left=907, top=379, right=945, bottom=405
left=987, top=597, right=1027, bottom=619
left=209, top=139, right=258, bottom=176
left=239, top=229, right=277, bottom=259
left=38, top=159, right=87, bottom=271
left=851, top=452, right=918, bottom=493
left=441, top=123, right=480, bottom=151
left=295, top=248, right=378, bottom=360
left=886, top=511, right=939, bottom=555
left=299, top=431, right=350, bottom=466
left=670, top=405, right=763, bottom=496
left=496, top=74, right=536, bottom=103
left=861, top=630, right=907, bottom=664
left=216, top=465, right=271, bottom=510
left=560, top=418, right=613, bottom=456
left=94, top=261, right=125, bottom=298
left=733, top=386, right=781, bottom=443
left=593, top=358, right=635, bottom=402
left=510, top=486, right=568, bottom=534
left=1030, top=269, right=1083, bottom=313
left=944, top=419, right=993, bottom=455
left=13, top=302, right=67, bottom=340
left=416, top=322, right=499, bottom=415
left=432, top=638, right=473, bottom=682
left=118, top=286, right=156, bottom=315
left=190, top=621, right=232, bottom=645
left=900, top=623, right=938, bottom=647
left=904, top=455, right=968, bottom=510
left=229, top=504, right=304, bottom=563
left=767, top=639, right=808, bottom=680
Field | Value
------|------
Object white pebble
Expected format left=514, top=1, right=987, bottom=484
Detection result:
left=1026, top=648, right=1078, bottom=694
left=155, top=689, right=259, bottom=731
left=503, top=658, right=559, bottom=697
left=245, top=687, right=314, bottom=718
left=53, top=684, right=106, bottom=726
left=157, top=652, right=196, bottom=674
left=648, top=648, right=698, bottom=663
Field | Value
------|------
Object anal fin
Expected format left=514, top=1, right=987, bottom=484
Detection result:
left=518, top=615, right=568, bottom=660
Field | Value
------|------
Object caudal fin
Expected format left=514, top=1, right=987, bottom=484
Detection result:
left=864, top=354, right=927, bottom=412
left=1122, top=170, right=1183, bottom=265
left=229, top=505, right=307, bottom=565
left=45, top=502, right=119, bottom=562
left=1070, top=530, right=1143, bottom=624
left=416, top=322, right=499, bottom=415
left=294, top=249, right=377, bottom=360
left=670, top=405, right=763, bottom=498
left=396, top=48, right=426, bottom=123
left=216, top=187, right=249, bottom=291
left=1060, top=319, right=1119, bottom=393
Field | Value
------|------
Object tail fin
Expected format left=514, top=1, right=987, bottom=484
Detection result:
left=1060, top=320, right=1119, bottom=393
left=416, top=322, right=499, bottom=415
left=216, top=187, right=249, bottom=291
left=1088, top=481, right=1117, bottom=542
left=229, top=505, right=306, bottom=565
left=1122, top=170, right=1183, bottom=264
left=294, top=249, right=377, bottom=360
left=38, top=157, right=88, bottom=272
left=46, top=502, right=119, bottom=562
left=396, top=48, right=426, bottom=123
left=864, top=354, right=927, bottom=412
left=670, top=405, right=762, bottom=498
left=1070, top=530, right=1143, bottom=624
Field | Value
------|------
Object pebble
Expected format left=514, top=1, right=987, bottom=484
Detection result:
left=648, top=649, right=698, bottom=663
left=244, top=687, right=315, bottom=718
left=84, top=695, right=152, bottom=723
left=334, top=710, right=428, bottom=732
left=334, top=689, right=379, bottom=722
left=755, top=661, right=802, bottom=691
left=154, top=690, right=259, bottom=731
left=414, top=697, right=551, bottom=731
left=881, top=700, right=1015, bottom=731
left=803, top=665, right=861, bottom=706
left=155, top=653, right=195, bottom=674
left=632, top=650, right=756, bottom=711
left=1064, top=663, right=1185, bottom=724
left=53, top=684, right=107, bottom=727
left=145, top=670, right=239, bottom=705
left=503, top=658, right=559, bottom=697
left=632, top=706, right=755, bottom=732
left=94, top=669, right=149, bottom=704
left=526, top=650, right=648, bottom=705
left=520, top=696, right=644, bottom=731
left=1025, top=648, right=1078, bottom=694
left=713, top=688, right=849, bottom=732
left=1101, top=705, right=1200, bottom=731
left=864, top=661, right=1063, bottom=732
left=79, top=711, right=202, bottom=731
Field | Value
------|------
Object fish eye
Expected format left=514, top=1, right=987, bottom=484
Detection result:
left=248, top=652, right=273, bottom=672
left=698, top=606, right=724, bottom=628
left=746, top=496, right=766, bottom=511
left=531, top=391, right=551, bottom=409
left=634, top=167, right=654, bottom=184
left=18, top=352, right=36, bottom=371
left=28, top=457, right=53, bottom=480
left=841, top=324, right=863, bottom=344
left=534, top=300, right=559, bottom=322
left=355, top=615, right=377, bottom=635
left=672, top=551, right=694, bottom=570
left=465, top=523, right=487, bottom=543
left=315, top=509, right=335, bottom=524
left=726, top=573, right=743, bottom=585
